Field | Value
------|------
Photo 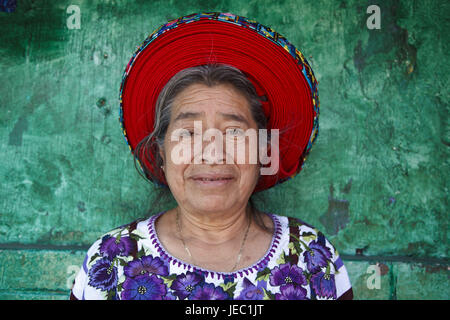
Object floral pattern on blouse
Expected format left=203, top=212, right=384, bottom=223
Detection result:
left=71, top=212, right=352, bottom=300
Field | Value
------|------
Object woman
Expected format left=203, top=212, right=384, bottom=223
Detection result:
left=71, top=12, right=353, bottom=300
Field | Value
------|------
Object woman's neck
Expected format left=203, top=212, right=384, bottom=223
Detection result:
left=175, top=205, right=252, bottom=246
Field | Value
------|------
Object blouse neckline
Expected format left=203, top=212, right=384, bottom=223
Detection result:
left=147, top=210, right=283, bottom=279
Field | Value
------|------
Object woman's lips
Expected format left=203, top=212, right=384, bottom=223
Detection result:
left=190, top=174, right=235, bottom=187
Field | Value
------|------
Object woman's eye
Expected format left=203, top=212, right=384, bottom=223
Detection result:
left=173, top=129, right=194, bottom=139
left=182, top=130, right=194, bottom=136
left=226, top=128, right=245, bottom=136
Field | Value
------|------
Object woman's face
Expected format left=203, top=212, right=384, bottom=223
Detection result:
left=161, top=83, right=260, bottom=215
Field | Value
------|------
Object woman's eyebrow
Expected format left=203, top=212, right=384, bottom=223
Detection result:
left=218, top=112, right=250, bottom=126
left=173, top=111, right=250, bottom=126
left=173, top=111, right=202, bottom=122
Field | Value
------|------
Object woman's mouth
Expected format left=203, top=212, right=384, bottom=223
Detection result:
left=190, top=174, right=235, bottom=187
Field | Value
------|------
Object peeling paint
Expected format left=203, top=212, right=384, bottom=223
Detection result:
left=377, top=262, right=389, bottom=276
left=319, top=183, right=351, bottom=236
left=8, top=116, right=28, bottom=146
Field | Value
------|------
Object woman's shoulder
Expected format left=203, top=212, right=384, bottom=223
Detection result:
left=70, top=216, right=153, bottom=300
left=269, top=213, right=353, bottom=300
left=85, top=216, right=153, bottom=261
left=272, top=213, right=341, bottom=264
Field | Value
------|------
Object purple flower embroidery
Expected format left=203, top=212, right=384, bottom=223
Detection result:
left=269, top=263, right=307, bottom=287
left=310, top=272, right=336, bottom=299
left=124, top=255, right=169, bottom=277
left=303, top=240, right=332, bottom=273
left=170, top=271, right=204, bottom=300
left=162, top=291, right=177, bottom=300
left=99, top=234, right=137, bottom=259
left=237, top=278, right=266, bottom=300
left=0, top=0, right=16, bottom=13
left=275, top=284, right=307, bottom=300
left=189, top=283, right=228, bottom=300
left=121, top=274, right=166, bottom=300
left=88, top=257, right=118, bottom=291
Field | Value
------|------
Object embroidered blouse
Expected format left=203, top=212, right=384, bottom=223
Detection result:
left=70, top=211, right=353, bottom=300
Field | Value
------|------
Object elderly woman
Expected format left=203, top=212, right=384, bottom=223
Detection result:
left=71, top=12, right=352, bottom=300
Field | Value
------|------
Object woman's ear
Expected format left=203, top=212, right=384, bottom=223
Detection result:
left=158, top=146, right=165, bottom=171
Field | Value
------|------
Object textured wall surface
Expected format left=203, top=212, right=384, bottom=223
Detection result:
left=0, top=0, right=448, bottom=299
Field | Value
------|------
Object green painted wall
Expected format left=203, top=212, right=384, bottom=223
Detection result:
left=0, top=0, right=448, bottom=299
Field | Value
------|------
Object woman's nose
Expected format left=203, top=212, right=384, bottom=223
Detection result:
left=192, top=128, right=227, bottom=164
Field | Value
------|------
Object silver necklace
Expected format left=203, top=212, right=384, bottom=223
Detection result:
left=175, top=208, right=251, bottom=272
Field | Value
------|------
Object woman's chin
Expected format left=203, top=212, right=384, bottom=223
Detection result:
left=187, top=196, right=236, bottom=213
